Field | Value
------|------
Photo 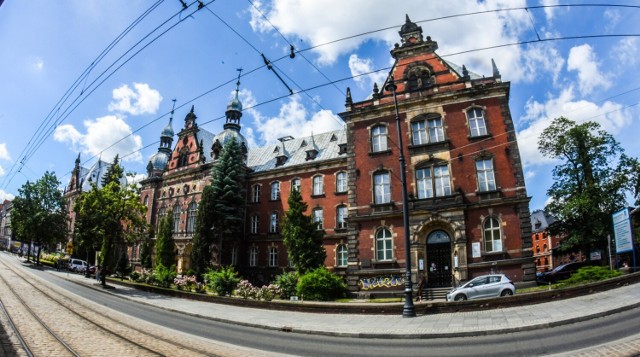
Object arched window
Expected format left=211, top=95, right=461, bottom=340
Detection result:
left=336, top=172, right=347, bottom=193
left=186, top=202, right=197, bottom=233
left=483, top=217, right=502, bottom=252
left=173, top=205, right=181, bottom=232
left=268, top=246, right=278, bottom=267
left=270, top=181, right=280, bottom=200
left=373, top=171, right=391, bottom=204
left=375, top=228, right=393, bottom=261
left=143, top=195, right=149, bottom=206
left=543, top=244, right=548, bottom=253
left=371, top=125, right=388, bottom=152
left=467, top=108, right=488, bottom=137
left=249, top=247, right=258, bottom=267
left=337, top=244, right=348, bottom=267
left=312, top=175, right=324, bottom=196
left=231, top=246, right=238, bottom=266
left=157, top=206, right=166, bottom=231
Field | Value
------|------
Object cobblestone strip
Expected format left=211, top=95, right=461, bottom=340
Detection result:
left=1, top=255, right=284, bottom=357
left=0, top=299, right=29, bottom=357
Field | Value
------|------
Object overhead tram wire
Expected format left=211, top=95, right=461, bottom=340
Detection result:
left=0, top=0, right=166, bottom=190
left=7, top=4, right=639, bottom=190
left=198, top=3, right=344, bottom=126
left=247, top=0, right=345, bottom=96
left=70, top=28, right=640, bottom=179
left=0, top=1, right=215, bottom=191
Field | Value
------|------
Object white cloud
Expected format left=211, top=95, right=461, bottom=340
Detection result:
left=0, top=143, right=11, bottom=161
left=248, top=0, right=548, bottom=84
left=540, top=0, right=559, bottom=22
left=108, top=83, right=162, bottom=116
left=612, top=38, right=638, bottom=66
left=240, top=89, right=343, bottom=146
left=567, top=44, right=610, bottom=95
left=520, top=44, right=564, bottom=84
left=0, top=189, right=14, bottom=201
left=33, top=57, right=44, bottom=71
left=518, top=86, right=631, bottom=168
left=0, top=165, right=4, bottom=176
left=348, top=54, right=387, bottom=90
left=604, top=9, right=621, bottom=32
left=54, top=115, right=143, bottom=163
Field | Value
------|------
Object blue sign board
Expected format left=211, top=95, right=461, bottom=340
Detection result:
left=613, top=208, right=633, bottom=253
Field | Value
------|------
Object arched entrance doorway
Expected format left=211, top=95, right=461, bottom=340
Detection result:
left=426, top=230, right=452, bottom=288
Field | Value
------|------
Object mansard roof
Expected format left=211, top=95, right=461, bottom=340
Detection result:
left=247, top=129, right=347, bottom=173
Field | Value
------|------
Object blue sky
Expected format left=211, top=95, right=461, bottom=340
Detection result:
left=1, top=1, right=639, bottom=212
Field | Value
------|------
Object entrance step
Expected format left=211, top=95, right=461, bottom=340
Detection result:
left=420, top=287, right=450, bottom=301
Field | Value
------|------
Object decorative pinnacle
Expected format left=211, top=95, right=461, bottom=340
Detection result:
left=235, top=68, right=243, bottom=94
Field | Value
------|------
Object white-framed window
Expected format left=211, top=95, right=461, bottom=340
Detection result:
left=313, top=208, right=323, bottom=230
left=375, top=228, right=393, bottom=261
left=411, top=116, right=444, bottom=145
left=483, top=217, right=502, bottom=252
left=271, top=181, right=280, bottom=200
left=312, top=175, right=323, bottom=195
left=269, top=212, right=279, bottom=233
left=143, top=195, right=148, bottom=206
left=336, top=172, right=347, bottom=193
left=186, top=202, right=197, bottom=233
left=268, top=246, right=278, bottom=267
left=172, top=205, right=181, bottom=232
left=371, top=125, right=388, bottom=152
left=467, top=108, right=487, bottom=137
left=337, top=244, right=348, bottom=267
left=252, top=184, right=261, bottom=203
left=336, top=205, right=347, bottom=229
left=249, top=246, right=257, bottom=267
left=416, top=165, right=452, bottom=199
left=291, top=178, right=301, bottom=192
left=250, top=215, right=259, bottom=234
left=231, top=246, right=238, bottom=265
left=476, top=159, right=496, bottom=192
left=373, top=171, right=391, bottom=204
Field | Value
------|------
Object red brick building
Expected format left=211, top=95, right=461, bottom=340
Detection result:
left=68, top=15, right=535, bottom=293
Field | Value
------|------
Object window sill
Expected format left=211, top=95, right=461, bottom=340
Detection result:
left=311, top=193, right=326, bottom=198
left=268, top=198, right=281, bottom=202
left=368, top=149, right=392, bottom=156
left=334, top=191, right=347, bottom=195
left=468, top=134, right=492, bottom=140
left=482, top=250, right=505, bottom=257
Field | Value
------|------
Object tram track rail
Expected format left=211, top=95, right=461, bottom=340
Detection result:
left=0, top=257, right=223, bottom=356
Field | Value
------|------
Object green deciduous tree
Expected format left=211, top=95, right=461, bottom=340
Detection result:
left=75, top=158, right=146, bottom=285
left=282, top=188, right=326, bottom=274
left=12, top=172, right=68, bottom=264
left=155, top=210, right=175, bottom=268
left=139, top=228, right=153, bottom=269
left=538, top=117, right=640, bottom=258
left=210, top=137, right=247, bottom=264
left=190, top=185, right=215, bottom=279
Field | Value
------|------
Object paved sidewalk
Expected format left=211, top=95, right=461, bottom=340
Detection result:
left=49, top=268, right=640, bottom=339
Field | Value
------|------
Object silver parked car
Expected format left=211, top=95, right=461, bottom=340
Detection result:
left=446, top=274, right=515, bottom=302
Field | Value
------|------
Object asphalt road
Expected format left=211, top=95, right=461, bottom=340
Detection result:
left=15, top=262, right=640, bottom=356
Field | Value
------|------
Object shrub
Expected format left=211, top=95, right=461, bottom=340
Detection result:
left=130, top=271, right=140, bottom=282
left=258, top=284, right=282, bottom=301
left=152, top=263, right=176, bottom=288
left=236, top=280, right=256, bottom=299
left=297, top=267, right=347, bottom=301
left=174, top=275, right=199, bottom=291
left=274, top=271, right=299, bottom=299
left=557, top=265, right=622, bottom=287
left=204, top=266, right=240, bottom=296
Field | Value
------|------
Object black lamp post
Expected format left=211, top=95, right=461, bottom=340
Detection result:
left=386, top=76, right=416, bottom=317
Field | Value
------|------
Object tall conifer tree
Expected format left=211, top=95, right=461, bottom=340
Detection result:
left=190, top=185, right=216, bottom=278
left=155, top=211, right=175, bottom=268
left=282, top=188, right=326, bottom=274
left=210, top=137, right=247, bottom=264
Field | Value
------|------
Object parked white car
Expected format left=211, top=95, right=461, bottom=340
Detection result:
left=68, top=259, right=88, bottom=273
left=446, top=274, right=515, bottom=301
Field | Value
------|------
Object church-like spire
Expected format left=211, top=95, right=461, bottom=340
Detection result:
left=491, top=58, right=501, bottom=79
left=225, top=68, right=243, bottom=128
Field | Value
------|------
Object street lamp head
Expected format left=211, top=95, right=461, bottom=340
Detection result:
left=385, top=75, right=398, bottom=93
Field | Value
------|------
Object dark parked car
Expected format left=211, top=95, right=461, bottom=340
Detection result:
left=536, top=261, right=589, bottom=284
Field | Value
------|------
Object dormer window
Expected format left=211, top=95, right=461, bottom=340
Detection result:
left=338, top=143, right=347, bottom=155
left=306, top=149, right=318, bottom=160
left=276, top=155, right=288, bottom=166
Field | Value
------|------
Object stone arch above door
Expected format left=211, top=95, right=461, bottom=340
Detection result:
left=412, top=212, right=466, bottom=244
